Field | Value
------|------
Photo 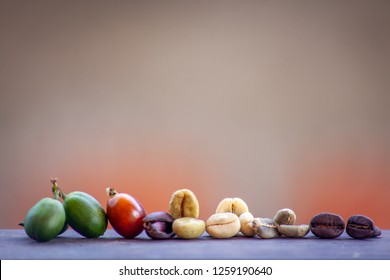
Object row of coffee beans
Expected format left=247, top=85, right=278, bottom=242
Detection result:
left=310, top=213, right=382, bottom=239
left=153, top=189, right=382, bottom=240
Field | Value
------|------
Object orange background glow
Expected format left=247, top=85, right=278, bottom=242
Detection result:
left=0, top=1, right=389, bottom=229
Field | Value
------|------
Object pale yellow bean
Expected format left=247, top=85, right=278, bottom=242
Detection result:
left=239, top=212, right=255, bottom=237
left=277, top=224, right=311, bottom=238
left=172, top=217, right=205, bottom=239
left=215, top=197, right=249, bottom=217
left=273, top=208, right=296, bottom=225
left=168, top=189, right=199, bottom=219
left=206, top=212, right=240, bottom=239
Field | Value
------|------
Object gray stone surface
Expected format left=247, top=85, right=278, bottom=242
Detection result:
left=0, top=229, right=389, bottom=260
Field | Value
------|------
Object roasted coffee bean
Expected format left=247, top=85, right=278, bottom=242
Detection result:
left=310, top=213, right=345, bottom=239
left=346, top=215, right=382, bottom=239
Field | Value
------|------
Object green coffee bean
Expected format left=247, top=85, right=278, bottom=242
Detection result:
left=172, top=217, right=205, bottom=239
left=277, top=224, right=310, bottom=238
left=239, top=212, right=255, bottom=237
left=273, top=208, right=296, bottom=225
left=215, top=197, right=249, bottom=217
left=253, top=218, right=279, bottom=239
left=206, top=212, right=241, bottom=238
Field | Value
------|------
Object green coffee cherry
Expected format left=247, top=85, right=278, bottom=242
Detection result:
left=22, top=179, right=66, bottom=242
left=23, top=197, right=66, bottom=242
left=61, top=191, right=107, bottom=238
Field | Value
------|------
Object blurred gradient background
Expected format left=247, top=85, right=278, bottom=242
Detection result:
left=1, top=0, right=389, bottom=229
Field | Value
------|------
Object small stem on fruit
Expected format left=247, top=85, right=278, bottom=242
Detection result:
left=50, top=177, right=57, bottom=185
left=51, top=178, right=60, bottom=200
left=50, top=178, right=65, bottom=200
left=106, top=187, right=117, bottom=198
left=59, top=189, right=66, bottom=200
left=51, top=178, right=67, bottom=200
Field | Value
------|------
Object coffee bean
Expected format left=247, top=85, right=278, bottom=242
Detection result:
left=143, top=212, right=175, bottom=239
left=172, top=217, right=205, bottom=239
left=252, top=218, right=280, bottom=239
left=168, top=189, right=199, bottom=219
left=239, top=212, right=256, bottom=237
left=310, top=213, right=345, bottom=239
left=206, top=212, right=241, bottom=238
left=346, top=215, right=382, bottom=239
left=215, top=197, right=249, bottom=217
left=277, top=224, right=311, bottom=238
left=273, top=208, right=296, bottom=225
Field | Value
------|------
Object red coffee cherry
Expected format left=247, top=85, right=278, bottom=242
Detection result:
left=106, top=188, right=146, bottom=238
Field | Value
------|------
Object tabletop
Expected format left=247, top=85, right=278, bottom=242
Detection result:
left=1, top=229, right=389, bottom=260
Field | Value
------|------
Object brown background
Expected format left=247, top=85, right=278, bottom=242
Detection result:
left=1, top=0, right=389, bottom=228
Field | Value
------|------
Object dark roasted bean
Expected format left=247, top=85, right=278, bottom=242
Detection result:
left=346, top=215, right=382, bottom=239
left=310, top=213, right=345, bottom=239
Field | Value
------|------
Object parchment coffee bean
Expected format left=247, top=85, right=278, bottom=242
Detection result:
left=273, top=208, right=296, bottom=225
left=239, top=212, right=256, bottom=237
left=346, top=215, right=382, bottom=239
left=252, top=218, right=280, bottom=239
left=168, top=189, right=199, bottom=219
left=277, top=224, right=310, bottom=238
left=172, top=217, right=205, bottom=239
left=206, top=212, right=241, bottom=238
left=215, top=197, right=249, bottom=217
left=310, top=213, right=345, bottom=239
